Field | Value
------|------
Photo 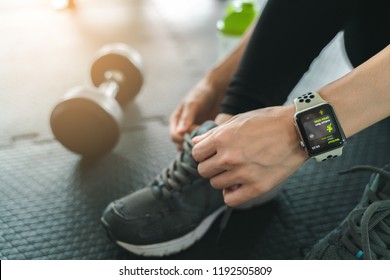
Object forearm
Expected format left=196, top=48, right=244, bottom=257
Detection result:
left=319, top=44, right=390, bottom=138
left=204, top=25, right=254, bottom=97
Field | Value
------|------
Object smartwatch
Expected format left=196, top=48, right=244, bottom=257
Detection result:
left=293, top=92, right=347, bottom=162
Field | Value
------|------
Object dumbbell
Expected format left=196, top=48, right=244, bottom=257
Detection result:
left=50, top=43, right=143, bottom=157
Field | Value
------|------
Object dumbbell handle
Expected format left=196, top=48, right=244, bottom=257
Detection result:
left=99, top=80, right=119, bottom=98
left=96, top=70, right=124, bottom=99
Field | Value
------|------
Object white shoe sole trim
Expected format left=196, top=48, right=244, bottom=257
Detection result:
left=116, top=205, right=227, bottom=257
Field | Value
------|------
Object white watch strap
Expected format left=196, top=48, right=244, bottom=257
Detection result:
left=313, top=147, right=344, bottom=162
left=294, top=91, right=325, bottom=111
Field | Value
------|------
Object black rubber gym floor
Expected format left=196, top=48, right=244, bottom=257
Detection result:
left=0, top=0, right=389, bottom=260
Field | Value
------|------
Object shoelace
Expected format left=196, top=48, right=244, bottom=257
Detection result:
left=339, top=165, right=390, bottom=180
left=342, top=200, right=390, bottom=259
left=156, top=134, right=199, bottom=198
left=339, top=165, right=390, bottom=259
left=339, top=165, right=390, bottom=203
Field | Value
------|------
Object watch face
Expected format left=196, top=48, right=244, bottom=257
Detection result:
left=295, top=104, right=346, bottom=156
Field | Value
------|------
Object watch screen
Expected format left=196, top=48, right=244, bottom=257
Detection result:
left=295, top=104, right=346, bottom=156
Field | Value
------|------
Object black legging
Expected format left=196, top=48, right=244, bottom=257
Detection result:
left=220, top=0, right=390, bottom=115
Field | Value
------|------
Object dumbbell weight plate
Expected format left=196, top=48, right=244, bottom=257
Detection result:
left=90, top=43, right=143, bottom=105
left=50, top=86, right=123, bottom=157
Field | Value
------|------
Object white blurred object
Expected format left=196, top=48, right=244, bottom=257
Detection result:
left=51, top=0, right=75, bottom=10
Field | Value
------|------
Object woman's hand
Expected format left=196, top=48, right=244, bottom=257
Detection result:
left=169, top=78, right=224, bottom=149
left=192, top=105, right=308, bottom=207
left=169, top=26, right=254, bottom=150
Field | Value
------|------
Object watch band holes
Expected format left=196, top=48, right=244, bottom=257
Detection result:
left=320, top=155, right=338, bottom=161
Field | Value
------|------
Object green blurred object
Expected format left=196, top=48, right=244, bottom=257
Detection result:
left=216, top=0, right=259, bottom=59
left=217, top=0, right=258, bottom=36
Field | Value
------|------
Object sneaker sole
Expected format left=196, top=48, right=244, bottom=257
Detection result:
left=102, top=205, right=227, bottom=257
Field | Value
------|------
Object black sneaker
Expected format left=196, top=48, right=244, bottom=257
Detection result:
left=101, top=121, right=226, bottom=257
left=305, top=165, right=390, bottom=260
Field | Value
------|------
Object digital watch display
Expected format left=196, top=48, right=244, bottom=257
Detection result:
left=295, top=104, right=346, bottom=156
left=293, top=92, right=347, bottom=162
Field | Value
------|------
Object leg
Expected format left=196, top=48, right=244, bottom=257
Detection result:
left=344, top=0, right=390, bottom=67
left=221, top=0, right=356, bottom=115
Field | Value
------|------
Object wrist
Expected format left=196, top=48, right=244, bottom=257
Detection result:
left=284, top=104, right=310, bottom=161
